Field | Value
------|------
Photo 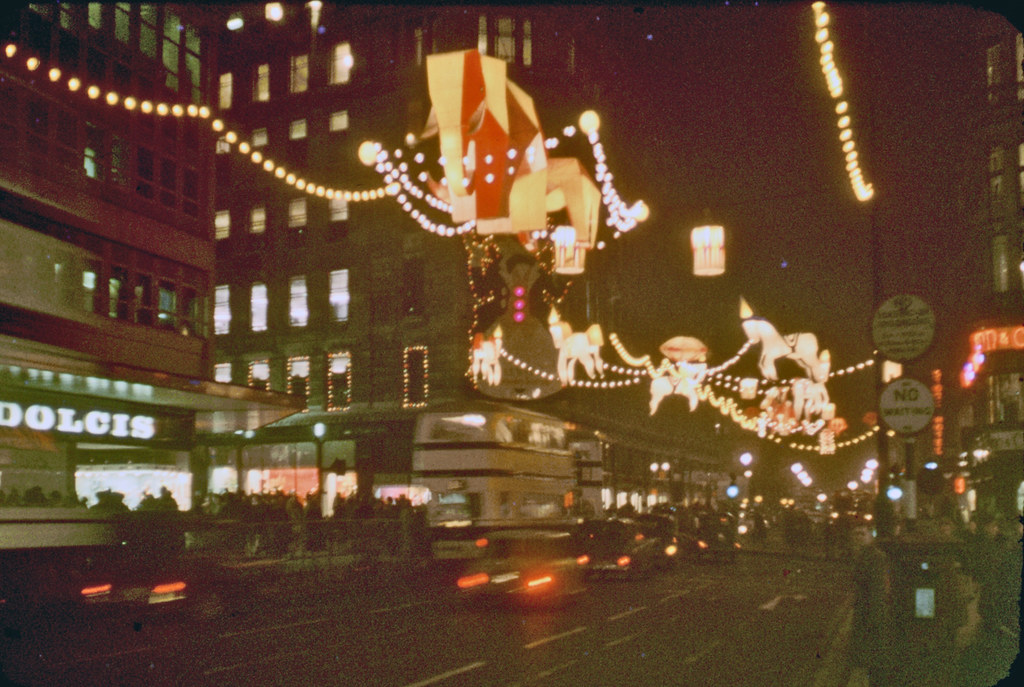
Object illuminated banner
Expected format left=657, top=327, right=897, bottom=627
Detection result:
left=970, top=325, right=1024, bottom=354
left=0, top=396, right=192, bottom=446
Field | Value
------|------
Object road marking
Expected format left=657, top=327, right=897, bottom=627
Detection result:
left=218, top=617, right=327, bottom=638
left=534, top=659, right=578, bottom=679
left=658, top=591, right=690, bottom=604
left=759, top=595, right=783, bottom=611
left=604, top=632, right=641, bottom=647
left=608, top=605, right=647, bottom=621
left=683, top=639, right=722, bottom=665
left=524, top=626, right=586, bottom=649
left=370, top=599, right=438, bottom=614
left=401, top=661, right=487, bottom=687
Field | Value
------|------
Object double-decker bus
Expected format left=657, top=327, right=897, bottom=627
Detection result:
left=411, top=403, right=577, bottom=560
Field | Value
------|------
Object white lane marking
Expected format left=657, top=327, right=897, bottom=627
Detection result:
left=658, top=591, right=690, bottom=604
left=401, top=661, right=487, bottom=687
left=370, top=599, right=439, bottom=614
left=534, top=659, right=578, bottom=679
left=683, top=639, right=722, bottom=665
left=759, top=595, right=783, bottom=611
left=218, top=617, right=327, bottom=638
left=205, top=648, right=312, bottom=675
left=524, top=625, right=587, bottom=649
left=604, top=632, right=641, bottom=647
left=608, top=605, right=647, bottom=621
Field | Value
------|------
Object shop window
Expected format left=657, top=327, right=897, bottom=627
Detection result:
left=250, top=205, right=266, bottom=234
left=403, top=346, right=428, bottom=408
left=214, top=362, right=232, bottom=383
left=219, top=72, right=233, bottom=110
left=215, top=210, right=231, bottom=240
left=288, top=198, right=307, bottom=227
left=214, top=284, right=230, bottom=335
left=157, top=281, right=177, bottom=329
left=254, top=63, right=270, bottom=102
left=251, top=282, right=268, bottom=332
left=290, top=54, right=308, bottom=93
left=288, top=356, right=310, bottom=399
left=329, top=269, right=349, bottom=322
left=249, top=359, right=270, bottom=391
left=289, top=275, right=308, bottom=327
left=329, top=43, right=353, bottom=85
left=327, top=352, right=351, bottom=411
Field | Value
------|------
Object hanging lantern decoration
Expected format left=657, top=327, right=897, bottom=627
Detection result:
left=691, top=224, right=725, bottom=276
left=739, top=377, right=759, bottom=400
left=552, top=225, right=586, bottom=275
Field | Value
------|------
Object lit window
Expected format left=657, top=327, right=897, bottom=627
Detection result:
left=214, top=285, right=230, bottom=335
left=214, top=362, right=232, bottom=383
left=403, top=346, right=428, bottom=408
left=495, top=17, right=515, bottom=63
left=289, top=275, right=308, bottom=327
left=88, top=3, right=103, bottom=29
left=215, top=210, right=231, bottom=239
left=216, top=139, right=231, bottom=154
left=329, top=110, right=349, bottom=132
left=251, top=282, right=268, bottom=332
left=478, top=15, right=487, bottom=54
left=254, top=63, right=270, bottom=102
left=414, top=27, right=423, bottom=65
left=329, top=43, right=353, bottom=85
left=157, top=281, right=177, bottom=329
left=330, top=269, right=349, bottom=322
left=993, top=234, right=1010, bottom=293
left=989, top=147, right=1004, bottom=174
left=987, top=44, right=1002, bottom=88
left=327, top=352, right=351, bottom=411
left=288, top=198, right=307, bottom=228
left=289, top=119, right=307, bottom=140
left=329, top=196, right=349, bottom=221
left=219, top=73, right=232, bottom=110
left=108, top=267, right=130, bottom=320
left=288, top=357, right=310, bottom=399
left=249, top=359, right=270, bottom=391
left=523, top=20, right=532, bottom=66
left=252, top=128, right=268, bottom=147
left=290, top=54, right=308, bottom=93
left=115, top=3, right=129, bottom=43
left=250, top=205, right=266, bottom=234
left=82, top=264, right=100, bottom=313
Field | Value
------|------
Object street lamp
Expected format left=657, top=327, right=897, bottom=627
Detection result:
left=313, top=422, right=326, bottom=516
left=740, top=452, right=753, bottom=466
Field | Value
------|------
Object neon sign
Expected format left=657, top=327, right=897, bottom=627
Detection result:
left=0, top=401, right=156, bottom=440
left=970, top=325, right=1024, bottom=353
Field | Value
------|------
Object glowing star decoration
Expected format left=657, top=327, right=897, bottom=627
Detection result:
left=740, top=297, right=827, bottom=382
left=648, top=337, right=709, bottom=415
left=419, top=50, right=602, bottom=250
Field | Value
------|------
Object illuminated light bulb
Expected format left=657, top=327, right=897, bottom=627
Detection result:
left=286, top=173, right=296, bottom=184
left=225, top=131, right=237, bottom=143
left=199, top=106, right=210, bottom=118
left=141, top=100, right=153, bottom=113
left=816, top=12, right=829, bottom=28
left=238, top=141, right=250, bottom=154
left=358, top=141, right=379, bottom=166
left=48, top=67, right=61, bottom=81
left=87, top=85, right=100, bottom=99
left=105, top=91, right=119, bottom=106
left=815, top=28, right=829, bottom=43
left=846, top=161, right=858, bottom=171
left=275, top=166, right=286, bottom=178
left=26, top=57, right=39, bottom=71
left=251, top=151, right=263, bottom=164
left=4, top=43, right=16, bottom=58
left=836, top=101, right=848, bottom=114
left=124, top=96, right=137, bottom=110
left=845, top=151, right=858, bottom=162
left=67, top=77, right=80, bottom=91
left=296, top=179, right=306, bottom=190
left=263, top=159, right=274, bottom=171
left=172, top=104, right=183, bottom=117
left=316, top=186, right=325, bottom=196
left=839, top=129, right=852, bottom=141
left=187, top=104, right=198, bottom=117
left=842, top=140, right=855, bottom=152
left=821, top=41, right=834, bottom=54
left=156, top=103, right=169, bottom=116
left=361, top=190, right=369, bottom=201
left=837, top=115, right=850, bottom=128
left=212, top=119, right=224, bottom=132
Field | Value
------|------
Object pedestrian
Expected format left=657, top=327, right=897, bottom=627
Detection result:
left=849, top=525, right=894, bottom=686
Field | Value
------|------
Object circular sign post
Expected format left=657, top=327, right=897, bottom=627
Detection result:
left=872, top=294, right=935, bottom=362
left=878, top=378, right=935, bottom=434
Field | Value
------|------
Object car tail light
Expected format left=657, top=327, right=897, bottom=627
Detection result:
left=697, top=540, right=709, bottom=549
left=149, top=581, right=187, bottom=604
left=475, top=538, right=489, bottom=548
left=526, top=575, right=553, bottom=588
left=616, top=556, right=631, bottom=568
left=81, top=584, right=112, bottom=597
left=576, top=555, right=590, bottom=566
left=151, top=582, right=186, bottom=595
left=457, top=572, right=490, bottom=589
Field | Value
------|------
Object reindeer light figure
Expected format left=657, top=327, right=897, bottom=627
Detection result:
left=549, top=317, right=605, bottom=387
left=647, top=336, right=709, bottom=415
left=739, top=297, right=827, bottom=382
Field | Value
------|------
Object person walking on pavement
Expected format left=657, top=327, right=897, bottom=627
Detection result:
left=849, top=525, right=894, bottom=686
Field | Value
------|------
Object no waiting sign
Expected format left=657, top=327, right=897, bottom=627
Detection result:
left=879, top=378, right=935, bottom=434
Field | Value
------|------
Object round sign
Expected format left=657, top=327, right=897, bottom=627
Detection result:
left=878, top=378, right=935, bottom=434
left=872, top=294, right=935, bottom=362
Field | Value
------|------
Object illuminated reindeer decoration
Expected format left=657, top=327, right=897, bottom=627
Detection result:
left=739, top=297, right=829, bottom=383
left=548, top=310, right=605, bottom=386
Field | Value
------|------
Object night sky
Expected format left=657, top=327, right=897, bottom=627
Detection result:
left=528, top=2, right=1020, bottom=486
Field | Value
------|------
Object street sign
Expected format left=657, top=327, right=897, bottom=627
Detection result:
left=879, top=378, right=935, bottom=434
left=872, top=294, right=935, bottom=362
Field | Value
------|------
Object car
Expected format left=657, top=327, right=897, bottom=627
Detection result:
left=685, top=511, right=740, bottom=563
left=632, top=513, right=682, bottom=569
left=573, top=518, right=662, bottom=579
left=454, top=529, right=588, bottom=606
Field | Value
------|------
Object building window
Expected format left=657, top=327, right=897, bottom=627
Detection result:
left=251, top=282, right=268, bottom=332
left=1017, top=33, right=1023, bottom=100
left=214, top=362, right=232, bottom=383
left=114, top=3, right=129, bottom=44
left=82, top=266, right=99, bottom=313
left=993, top=234, right=1010, bottom=293
left=329, top=110, right=349, bottom=132
left=289, top=275, right=308, bottom=327
left=290, top=54, right=308, bottom=93
left=250, top=205, right=266, bottom=234
left=523, top=20, right=532, bottom=66
left=495, top=17, right=515, bottom=63
left=403, top=346, right=428, bottom=408
left=478, top=15, right=487, bottom=54
left=214, top=284, right=230, bottom=335
left=986, top=372, right=1023, bottom=424
left=329, top=269, right=350, bottom=322
left=989, top=147, right=1004, bottom=174
left=327, top=352, right=351, bottom=411
left=139, top=5, right=157, bottom=58
left=162, top=11, right=180, bottom=92
left=219, top=72, right=233, bottom=109
left=254, top=63, right=270, bottom=102
left=329, top=196, right=349, bottom=221
left=88, top=3, right=103, bottom=29
left=289, top=119, right=307, bottom=140
left=249, top=359, right=270, bottom=391
left=135, top=274, right=154, bottom=324
left=157, top=281, right=177, bottom=329
left=329, top=42, right=353, bottom=84
left=252, top=128, right=268, bottom=147
left=287, top=356, right=310, bottom=399
left=989, top=175, right=1002, bottom=215
left=288, top=198, right=307, bottom=227
left=108, top=267, right=131, bottom=320
left=180, top=286, right=200, bottom=336
left=215, top=210, right=231, bottom=239
left=414, top=27, right=424, bottom=66
left=402, top=258, right=425, bottom=316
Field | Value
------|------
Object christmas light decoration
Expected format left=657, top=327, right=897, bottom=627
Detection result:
left=402, top=345, right=429, bottom=408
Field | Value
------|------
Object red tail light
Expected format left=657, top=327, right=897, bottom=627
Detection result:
left=81, top=584, right=112, bottom=597
left=576, top=555, right=590, bottom=566
left=475, top=538, right=489, bottom=548
left=616, top=556, right=631, bottom=567
left=635, top=533, right=645, bottom=541
left=457, top=572, right=490, bottom=589
left=151, top=582, right=186, bottom=595
left=526, top=575, right=553, bottom=588
left=697, top=540, right=709, bottom=549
